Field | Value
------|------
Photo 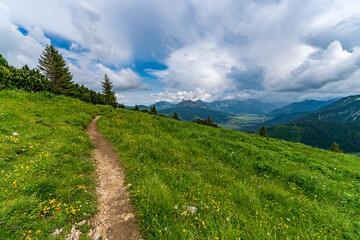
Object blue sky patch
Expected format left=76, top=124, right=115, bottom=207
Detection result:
left=17, top=25, right=28, bottom=35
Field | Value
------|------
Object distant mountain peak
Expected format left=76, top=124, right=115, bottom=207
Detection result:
left=176, top=99, right=209, bottom=109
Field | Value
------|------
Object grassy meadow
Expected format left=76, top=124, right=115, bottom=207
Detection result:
left=1, top=89, right=360, bottom=239
left=0, top=90, right=111, bottom=239
left=98, top=110, right=360, bottom=239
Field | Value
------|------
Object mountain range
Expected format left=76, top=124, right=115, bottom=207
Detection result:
left=267, top=99, right=335, bottom=117
left=297, top=95, right=360, bottom=122
left=206, top=99, right=287, bottom=114
left=158, top=100, right=234, bottom=123
left=267, top=95, right=360, bottom=153
left=127, top=98, right=286, bottom=113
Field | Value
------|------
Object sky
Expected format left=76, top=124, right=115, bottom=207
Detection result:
left=1, top=0, right=360, bottom=105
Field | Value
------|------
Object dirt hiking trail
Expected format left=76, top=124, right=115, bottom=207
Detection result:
left=87, top=116, right=140, bottom=240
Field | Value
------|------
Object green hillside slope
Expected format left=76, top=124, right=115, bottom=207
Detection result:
left=0, top=90, right=111, bottom=239
left=2, top=89, right=360, bottom=239
left=264, top=96, right=360, bottom=152
left=158, top=106, right=235, bottom=123
left=97, top=109, right=360, bottom=239
left=244, top=112, right=310, bottom=131
left=267, top=100, right=334, bottom=117
left=299, top=95, right=360, bottom=122
left=268, top=122, right=360, bottom=153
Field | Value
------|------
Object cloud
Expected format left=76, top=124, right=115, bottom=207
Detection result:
left=277, top=41, right=360, bottom=92
left=307, top=16, right=360, bottom=51
left=149, top=40, right=239, bottom=101
left=151, top=88, right=214, bottom=103
left=4, top=0, right=79, bottom=43
left=115, top=93, right=127, bottom=103
left=96, top=63, right=150, bottom=91
left=0, top=5, right=45, bottom=68
left=67, top=2, right=131, bottom=64
left=227, top=66, right=265, bottom=91
left=63, top=50, right=149, bottom=94
left=3, top=0, right=360, bottom=105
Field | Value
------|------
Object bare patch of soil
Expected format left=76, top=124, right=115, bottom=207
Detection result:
left=87, top=116, right=140, bottom=240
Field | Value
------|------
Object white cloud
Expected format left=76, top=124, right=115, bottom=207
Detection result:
left=150, top=40, right=238, bottom=101
left=67, top=1, right=132, bottom=64
left=151, top=88, right=214, bottom=103
left=2, top=0, right=360, bottom=104
left=0, top=5, right=45, bottom=68
left=96, top=63, right=149, bottom=91
left=276, top=41, right=360, bottom=92
left=4, top=0, right=80, bottom=42
left=115, top=93, right=127, bottom=103
left=27, top=27, right=51, bottom=46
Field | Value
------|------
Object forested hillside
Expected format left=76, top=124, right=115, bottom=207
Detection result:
left=267, top=99, right=334, bottom=117
left=268, top=122, right=360, bottom=153
left=265, top=95, right=360, bottom=153
left=299, top=95, right=360, bottom=122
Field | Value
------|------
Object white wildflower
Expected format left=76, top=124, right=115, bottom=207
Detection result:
left=187, top=206, right=197, bottom=215
left=183, top=211, right=187, bottom=216
left=12, top=132, right=19, bottom=136
left=286, top=218, right=290, bottom=222
left=174, top=205, right=178, bottom=210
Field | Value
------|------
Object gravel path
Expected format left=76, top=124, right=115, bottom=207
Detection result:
left=87, top=116, right=140, bottom=240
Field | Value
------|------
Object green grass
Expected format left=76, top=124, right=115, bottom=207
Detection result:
left=0, top=90, right=111, bottom=239
left=98, top=110, right=360, bottom=239
left=268, top=125, right=303, bottom=142
left=2, top=89, right=360, bottom=239
left=218, top=115, right=271, bottom=131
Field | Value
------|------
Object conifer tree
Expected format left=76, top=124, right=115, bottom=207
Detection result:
left=38, top=44, right=73, bottom=95
left=101, top=73, right=117, bottom=108
left=173, top=112, right=179, bottom=120
left=329, top=142, right=342, bottom=153
left=260, top=125, right=267, bottom=137
left=133, top=105, right=139, bottom=111
left=206, top=115, right=213, bottom=125
left=0, top=53, right=8, bottom=66
left=150, top=105, right=158, bottom=115
left=118, top=104, right=126, bottom=109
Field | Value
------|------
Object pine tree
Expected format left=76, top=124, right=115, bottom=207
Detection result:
left=0, top=53, right=8, bottom=66
left=101, top=73, right=117, bottom=108
left=260, top=125, right=267, bottom=137
left=150, top=105, right=158, bottom=115
left=173, top=112, right=179, bottom=120
left=206, top=115, right=213, bottom=125
left=133, top=105, right=139, bottom=111
left=38, top=44, right=73, bottom=95
left=329, top=142, right=342, bottom=153
left=118, top=104, right=126, bottom=109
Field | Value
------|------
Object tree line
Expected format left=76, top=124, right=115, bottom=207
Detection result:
left=0, top=44, right=117, bottom=108
left=267, top=122, right=359, bottom=153
left=1, top=45, right=222, bottom=128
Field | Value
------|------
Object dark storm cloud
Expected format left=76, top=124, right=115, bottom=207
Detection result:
left=306, top=16, right=360, bottom=51
left=227, top=66, right=265, bottom=91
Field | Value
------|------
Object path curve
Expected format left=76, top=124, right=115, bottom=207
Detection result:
left=87, top=116, right=140, bottom=240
